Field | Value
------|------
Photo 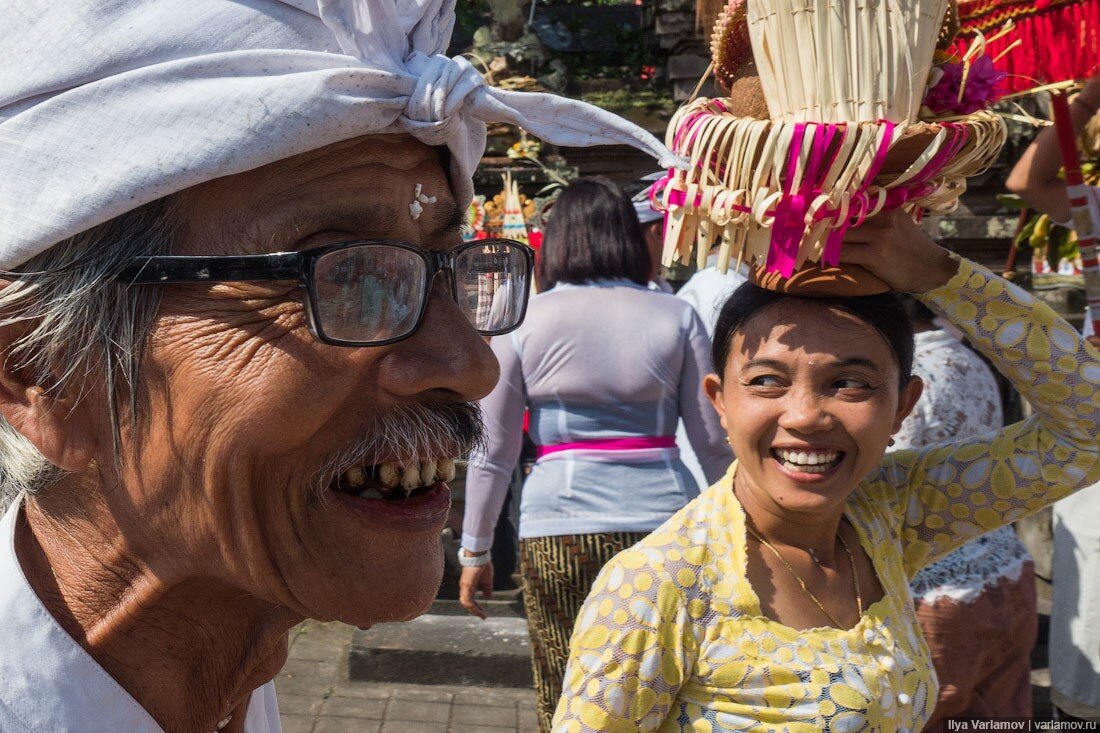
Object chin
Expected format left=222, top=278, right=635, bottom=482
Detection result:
left=762, top=462, right=857, bottom=512
left=769, top=488, right=848, bottom=514
left=300, top=536, right=445, bottom=627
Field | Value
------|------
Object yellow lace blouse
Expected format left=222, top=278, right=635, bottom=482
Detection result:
left=552, top=259, right=1100, bottom=733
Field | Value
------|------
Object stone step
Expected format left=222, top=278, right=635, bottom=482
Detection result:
left=348, top=614, right=533, bottom=688
left=429, top=596, right=526, bottom=618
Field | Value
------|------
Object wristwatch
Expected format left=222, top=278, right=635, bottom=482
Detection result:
left=458, top=549, right=491, bottom=567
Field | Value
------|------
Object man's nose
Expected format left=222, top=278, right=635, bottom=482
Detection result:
left=378, top=280, right=499, bottom=402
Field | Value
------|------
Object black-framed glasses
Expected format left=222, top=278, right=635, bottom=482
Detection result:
left=117, top=239, right=534, bottom=346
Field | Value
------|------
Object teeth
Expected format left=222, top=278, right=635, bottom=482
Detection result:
left=439, top=458, right=456, bottom=483
left=379, top=462, right=400, bottom=488
left=420, top=458, right=438, bottom=487
left=776, top=449, right=839, bottom=466
left=401, top=464, right=421, bottom=493
left=351, top=457, right=459, bottom=499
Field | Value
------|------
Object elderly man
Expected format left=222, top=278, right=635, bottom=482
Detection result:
left=0, top=2, right=678, bottom=731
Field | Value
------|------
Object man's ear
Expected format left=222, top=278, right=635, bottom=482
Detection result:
left=891, top=375, right=924, bottom=434
left=703, top=373, right=729, bottom=431
left=0, top=327, right=99, bottom=473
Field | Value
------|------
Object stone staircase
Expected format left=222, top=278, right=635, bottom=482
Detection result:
left=348, top=594, right=532, bottom=688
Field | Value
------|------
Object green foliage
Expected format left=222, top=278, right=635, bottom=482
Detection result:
left=455, top=1, right=491, bottom=39
left=580, top=88, right=675, bottom=114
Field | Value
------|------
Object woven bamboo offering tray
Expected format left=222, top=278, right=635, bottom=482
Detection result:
left=656, top=0, right=1008, bottom=292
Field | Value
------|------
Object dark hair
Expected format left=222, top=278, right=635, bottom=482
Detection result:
left=536, top=177, right=651, bottom=290
left=899, top=293, right=937, bottom=326
left=711, top=284, right=915, bottom=387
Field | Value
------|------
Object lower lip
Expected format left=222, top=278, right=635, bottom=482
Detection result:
left=331, top=482, right=451, bottom=532
left=771, top=455, right=843, bottom=483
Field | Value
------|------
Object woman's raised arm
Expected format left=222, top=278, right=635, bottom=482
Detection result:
left=880, top=258, right=1100, bottom=573
left=843, top=212, right=1100, bottom=573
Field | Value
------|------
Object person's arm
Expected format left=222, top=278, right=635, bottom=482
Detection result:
left=882, top=258, right=1100, bottom=573
left=459, top=333, right=526, bottom=618
left=678, top=308, right=733, bottom=484
left=1005, top=78, right=1100, bottom=222
left=551, top=551, right=694, bottom=732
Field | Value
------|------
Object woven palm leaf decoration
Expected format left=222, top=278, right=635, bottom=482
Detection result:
left=657, top=0, right=1008, bottom=290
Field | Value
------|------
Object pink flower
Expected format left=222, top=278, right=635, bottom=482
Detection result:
left=923, top=56, right=1006, bottom=116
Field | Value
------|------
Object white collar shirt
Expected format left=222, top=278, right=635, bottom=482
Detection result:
left=0, top=497, right=281, bottom=733
left=675, top=253, right=750, bottom=338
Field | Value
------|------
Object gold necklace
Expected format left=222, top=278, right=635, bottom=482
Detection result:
left=744, top=520, right=864, bottom=628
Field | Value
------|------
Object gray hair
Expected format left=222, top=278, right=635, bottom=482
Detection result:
left=0, top=199, right=177, bottom=507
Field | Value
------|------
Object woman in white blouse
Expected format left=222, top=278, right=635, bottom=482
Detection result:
left=458, top=178, right=732, bottom=731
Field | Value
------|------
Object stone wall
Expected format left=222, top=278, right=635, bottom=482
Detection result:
left=656, top=0, right=717, bottom=101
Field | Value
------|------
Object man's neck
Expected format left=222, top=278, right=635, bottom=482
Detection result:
left=15, top=491, right=299, bottom=733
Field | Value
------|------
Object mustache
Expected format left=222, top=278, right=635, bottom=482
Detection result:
left=312, top=401, right=485, bottom=494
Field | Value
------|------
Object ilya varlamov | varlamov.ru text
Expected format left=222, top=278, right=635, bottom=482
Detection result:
left=946, top=721, right=1098, bottom=731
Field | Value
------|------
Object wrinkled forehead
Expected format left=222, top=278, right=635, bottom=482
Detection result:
left=173, top=134, right=457, bottom=253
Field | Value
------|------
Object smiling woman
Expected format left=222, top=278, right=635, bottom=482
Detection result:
left=551, top=210, right=1100, bottom=733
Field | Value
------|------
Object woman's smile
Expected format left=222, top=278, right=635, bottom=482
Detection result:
left=769, top=446, right=846, bottom=480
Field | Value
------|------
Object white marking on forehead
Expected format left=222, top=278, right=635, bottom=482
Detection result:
left=409, top=183, right=437, bottom=220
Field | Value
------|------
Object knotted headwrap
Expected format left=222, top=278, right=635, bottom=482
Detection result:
left=0, top=0, right=682, bottom=269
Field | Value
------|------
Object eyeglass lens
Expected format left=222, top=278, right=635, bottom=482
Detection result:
left=454, top=242, right=528, bottom=333
left=311, top=242, right=528, bottom=344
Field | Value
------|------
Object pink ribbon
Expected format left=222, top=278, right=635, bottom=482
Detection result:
left=535, top=435, right=677, bottom=459
left=767, top=123, right=841, bottom=277
left=820, top=120, right=896, bottom=267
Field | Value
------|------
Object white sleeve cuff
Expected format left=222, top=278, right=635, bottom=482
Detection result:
left=461, top=533, right=494, bottom=553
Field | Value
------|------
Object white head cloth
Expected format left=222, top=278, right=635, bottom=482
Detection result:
left=0, top=0, right=681, bottom=270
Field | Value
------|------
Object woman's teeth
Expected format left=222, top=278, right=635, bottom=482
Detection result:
left=774, top=448, right=840, bottom=473
left=341, top=457, right=457, bottom=499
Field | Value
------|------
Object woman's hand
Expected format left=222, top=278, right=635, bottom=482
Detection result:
left=459, top=563, right=494, bottom=620
left=840, top=209, right=959, bottom=293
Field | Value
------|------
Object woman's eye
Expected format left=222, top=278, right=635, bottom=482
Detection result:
left=834, top=378, right=871, bottom=390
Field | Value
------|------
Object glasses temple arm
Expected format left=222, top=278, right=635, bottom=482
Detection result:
left=116, top=253, right=301, bottom=284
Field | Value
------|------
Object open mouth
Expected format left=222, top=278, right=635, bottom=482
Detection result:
left=330, top=458, right=458, bottom=501
left=770, top=448, right=844, bottom=475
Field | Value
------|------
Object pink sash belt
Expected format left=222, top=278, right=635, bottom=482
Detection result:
left=535, top=435, right=676, bottom=459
